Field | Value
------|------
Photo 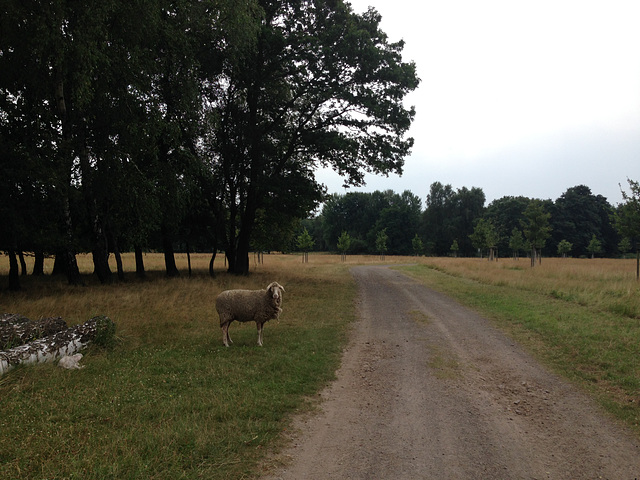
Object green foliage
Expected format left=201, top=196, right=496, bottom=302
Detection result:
left=550, top=185, right=618, bottom=257
left=614, top=179, right=640, bottom=245
left=91, top=315, right=117, bottom=349
left=508, top=228, right=525, bottom=259
left=521, top=200, right=552, bottom=266
left=450, top=239, right=459, bottom=257
left=337, top=231, right=352, bottom=255
left=485, top=196, right=531, bottom=254
left=469, top=218, right=500, bottom=258
left=297, top=228, right=315, bottom=252
left=1, top=0, right=419, bottom=277
left=557, top=239, right=573, bottom=258
left=321, top=190, right=421, bottom=254
left=210, top=0, right=419, bottom=273
left=412, top=234, right=424, bottom=256
left=375, top=228, right=388, bottom=258
left=296, top=228, right=315, bottom=262
left=614, top=179, right=640, bottom=278
left=421, top=182, right=485, bottom=256
left=618, top=237, right=631, bottom=255
left=587, top=234, right=602, bottom=258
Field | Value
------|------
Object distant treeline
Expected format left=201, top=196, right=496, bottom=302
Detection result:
left=298, top=182, right=639, bottom=260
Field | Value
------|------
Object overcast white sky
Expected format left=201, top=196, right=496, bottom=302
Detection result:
left=316, top=0, right=640, bottom=206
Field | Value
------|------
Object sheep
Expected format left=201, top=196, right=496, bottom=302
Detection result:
left=215, top=282, right=284, bottom=347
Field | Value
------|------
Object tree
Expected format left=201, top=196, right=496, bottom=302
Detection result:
left=614, top=179, right=640, bottom=279
left=372, top=190, right=421, bottom=255
left=587, top=235, right=602, bottom=259
left=337, top=231, right=351, bottom=262
left=297, top=228, right=315, bottom=263
left=421, top=182, right=455, bottom=256
left=508, top=228, right=525, bottom=260
left=557, top=239, right=572, bottom=258
left=618, top=237, right=631, bottom=257
left=450, top=240, right=459, bottom=258
left=485, top=196, right=531, bottom=254
left=0, top=0, right=84, bottom=285
left=550, top=185, right=617, bottom=257
left=454, top=187, right=487, bottom=256
left=421, top=183, right=485, bottom=257
left=412, top=234, right=424, bottom=256
left=375, top=229, right=388, bottom=261
left=210, top=1, right=419, bottom=274
left=320, top=190, right=420, bottom=254
left=320, top=192, right=375, bottom=253
left=521, top=200, right=552, bottom=267
left=469, top=218, right=499, bottom=260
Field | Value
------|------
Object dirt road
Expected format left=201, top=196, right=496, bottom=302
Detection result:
left=262, top=266, right=639, bottom=479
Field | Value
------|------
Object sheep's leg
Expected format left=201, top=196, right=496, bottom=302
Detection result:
left=221, top=323, right=232, bottom=347
left=256, top=322, right=263, bottom=347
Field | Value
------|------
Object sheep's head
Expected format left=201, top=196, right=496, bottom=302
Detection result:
left=266, top=282, right=284, bottom=306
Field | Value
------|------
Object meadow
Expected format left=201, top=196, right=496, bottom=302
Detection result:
left=1, top=253, right=639, bottom=479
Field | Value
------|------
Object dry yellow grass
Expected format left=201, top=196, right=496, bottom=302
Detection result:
left=2, top=254, right=638, bottom=322
left=414, top=257, right=640, bottom=318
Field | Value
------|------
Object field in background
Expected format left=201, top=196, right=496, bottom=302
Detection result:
left=1, top=253, right=639, bottom=478
left=415, top=257, right=640, bottom=319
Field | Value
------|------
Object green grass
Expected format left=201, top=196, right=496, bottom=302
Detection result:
left=398, top=263, right=640, bottom=433
left=0, top=255, right=357, bottom=479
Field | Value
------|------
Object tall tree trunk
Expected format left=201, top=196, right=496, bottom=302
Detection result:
left=32, top=250, right=45, bottom=276
left=78, top=135, right=111, bottom=284
left=56, top=62, right=82, bottom=286
left=161, top=226, right=180, bottom=277
left=228, top=67, right=262, bottom=276
left=7, top=250, right=20, bottom=291
left=186, top=241, right=192, bottom=277
left=113, top=248, right=124, bottom=281
left=134, top=245, right=145, bottom=279
left=230, top=188, right=258, bottom=275
left=63, top=196, right=82, bottom=285
left=233, top=226, right=252, bottom=275
left=52, top=250, right=67, bottom=276
left=107, top=229, right=124, bottom=281
left=18, top=251, right=27, bottom=276
left=209, top=236, right=217, bottom=277
left=92, top=234, right=112, bottom=284
left=224, top=186, right=238, bottom=274
left=209, top=252, right=216, bottom=277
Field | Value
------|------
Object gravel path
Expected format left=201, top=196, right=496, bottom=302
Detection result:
left=262, top=266, right=639, bottom=479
